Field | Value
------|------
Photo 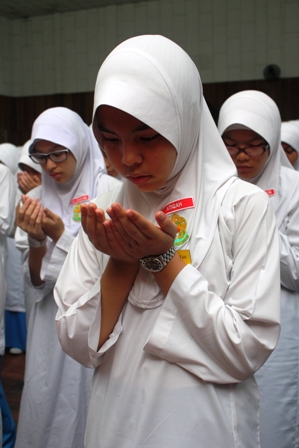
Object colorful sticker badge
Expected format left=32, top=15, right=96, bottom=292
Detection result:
left=171, top=213, right=189, bottom=246
left=70, top=195, right=89, bottom=222
left=162, top=197, right=195, bottom=265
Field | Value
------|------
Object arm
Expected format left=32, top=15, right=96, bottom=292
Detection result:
left=279, top=199, right=299, bottom=291
left=145, top=188, right=281, bottom=383
left=0, top=165, right=16, bottom=237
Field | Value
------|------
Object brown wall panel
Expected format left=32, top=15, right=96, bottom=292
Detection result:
left=0, top=78, right=298, bottom=146
left=203, top=77, right=299, bottom=124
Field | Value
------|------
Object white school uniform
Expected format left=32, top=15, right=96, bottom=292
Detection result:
left=54, top=36, right=281, bottom=448
left=14, top=107, right=121, bottom=448
left=218, top=90, right=299, bottom=448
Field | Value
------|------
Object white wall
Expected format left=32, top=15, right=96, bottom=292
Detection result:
left=1, top=0, right=298, bottom=97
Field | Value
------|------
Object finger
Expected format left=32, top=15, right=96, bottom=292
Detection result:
left=155, top=211, right=178, bottom=238
left=107, top=204, right=147, bottom=245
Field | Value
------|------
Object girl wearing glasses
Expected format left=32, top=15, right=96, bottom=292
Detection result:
left=281, top=121, right=299, bottom=170
left=218, top=91, right=299, bottom=448
left=14, top=107, right=121, bottom=448
left=54, top=37, right=280, bottom=447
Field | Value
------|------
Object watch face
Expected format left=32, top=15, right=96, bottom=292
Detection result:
left=143, top=257, right=163, bottom=272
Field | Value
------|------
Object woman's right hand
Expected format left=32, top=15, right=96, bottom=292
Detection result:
left=16, top=195, right=46, bottom=241
left=81, top=203, right=136, bottom=263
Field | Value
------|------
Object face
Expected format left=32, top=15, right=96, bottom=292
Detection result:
left=281, top=142, right=298, bottom=166
left=222, top=129, right=270, bottom=179
left=95, top=106, right=177, bottom=192
left=33, top=140, right=77, bottom=183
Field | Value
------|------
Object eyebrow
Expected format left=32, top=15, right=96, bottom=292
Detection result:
left=33, top=144, right=62, bottom=154
left=98, top=124, right=151, bottom=134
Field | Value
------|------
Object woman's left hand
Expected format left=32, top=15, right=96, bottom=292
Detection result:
left=42, top=208, right=65, bottom=243
left=106, top=203, right=178, bottom=259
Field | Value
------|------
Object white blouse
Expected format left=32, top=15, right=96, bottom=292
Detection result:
left=54, top=178, right=281, bottom=448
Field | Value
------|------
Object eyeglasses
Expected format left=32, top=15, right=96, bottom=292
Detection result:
left=224, top=143, right=269, bottom=156
left=29, top=149, right=70, bottom=165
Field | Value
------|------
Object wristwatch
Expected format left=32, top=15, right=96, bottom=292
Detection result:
left=140, top=247, right=176, bottom=272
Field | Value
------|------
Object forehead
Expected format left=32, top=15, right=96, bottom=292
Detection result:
left=96, top=105, right=149, bottom=133
left=33, top=140, right=64, bottom=153
left=222, top=129, right=264, bottom=141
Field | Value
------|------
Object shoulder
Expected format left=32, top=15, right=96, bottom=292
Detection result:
left=92, top=183, right=123, bottom=209
left=96, top=174, right=122, bottom=196
left=0, top=164, right=13, bottom=180
left=27, top=185, right=42, bottom=200
left=281, top=166, right=299, bottom=187
left=222, top=178, right=270, bottom=217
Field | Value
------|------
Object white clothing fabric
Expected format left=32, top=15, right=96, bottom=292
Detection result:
left=55, top=35, right=281, bottom=448
left=29, top=107, right=107, bottom=236
left=0, top=257, right=6, bottom=356
left=15, top=173, right=120, bottom=448
left=4, top=237, right=25, bottom=313
left=0, top=164, right=16, bottom=267
left=0, top=143, right=20, bottom=175
left=281, top=121, right=299, bottom=170
left=14, top=106, right=120, bottom=448
left=218, top=90, right=299, bottom=448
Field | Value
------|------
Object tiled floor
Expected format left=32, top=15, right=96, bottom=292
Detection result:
left=1, top=352, right=25, bottom=424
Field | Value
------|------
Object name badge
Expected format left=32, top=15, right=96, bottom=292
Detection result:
left=177, top=250, right=192, bottom=265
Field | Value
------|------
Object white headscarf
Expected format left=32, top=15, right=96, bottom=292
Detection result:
left=281, top=121, right=299, bottom=171
left=30, top=107, right=106, bottom=236
left=218, top=90, right=295, bottom=227
left=18, top=140, right=42, bottom=174
left=0, top=143, right=20, bottom=174
left=92, top=35, right=237, bottom=308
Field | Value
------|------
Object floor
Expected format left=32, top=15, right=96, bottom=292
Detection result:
left=1, top=352, right=25, bottom=424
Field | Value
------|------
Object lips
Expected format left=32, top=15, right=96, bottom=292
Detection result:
left=127, top=174, right=152, bottom=186
left=50, top=172, right=62, bottom=180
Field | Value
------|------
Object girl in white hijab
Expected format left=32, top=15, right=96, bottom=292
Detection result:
left=14, top=107, right=120, bottom=448
left=281, top=121, right=299, bottom=170
left=54, top=36, right=280, bottom=448
left=218, top=90, right=299, bottom=448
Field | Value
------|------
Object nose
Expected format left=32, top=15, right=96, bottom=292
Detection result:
left=121, top=142, right=143, bottom=166
left=235, top=147, right=250, bottom=160
left=44, top=157, right=57, bottom=170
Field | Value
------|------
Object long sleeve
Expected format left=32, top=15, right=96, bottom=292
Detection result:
left=144, top=188, right=281, bottom=383
left=55, top=184, right=281, bottom=382
left=0, top=165, right=16, bottom=237
left=279, top=194, right=299, bottom=291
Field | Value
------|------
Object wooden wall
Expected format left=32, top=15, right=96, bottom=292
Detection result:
left=1, top=77, right=298, bottom=146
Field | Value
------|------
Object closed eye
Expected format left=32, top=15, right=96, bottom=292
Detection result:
left=140, top=134, right=159, bottom=142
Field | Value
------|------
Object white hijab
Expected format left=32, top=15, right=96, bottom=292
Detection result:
left=281, top=121, right=299, bottom=171
left=18, top=140, right=42, bottom=174
left=218, top=90, right=294, bottom=227
left=30, top=107, right=106, bottom=236
left=92, top=35, right=237, bottom=308
left=0, top=143, right=20, bottom=174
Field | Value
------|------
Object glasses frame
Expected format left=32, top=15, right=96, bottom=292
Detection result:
left=29, top=149, right=70, bottom=165
left=224, top=143, right=269, bottom=157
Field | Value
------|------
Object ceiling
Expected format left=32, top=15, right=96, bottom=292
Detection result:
left=0, top=0, right=146, bottom=19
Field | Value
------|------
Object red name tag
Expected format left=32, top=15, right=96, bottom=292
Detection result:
left=163, top=197, right=195, bottom=215
left=70, top=195, right=89, bottom=205
left=265, top=189, right=275, bottom=197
